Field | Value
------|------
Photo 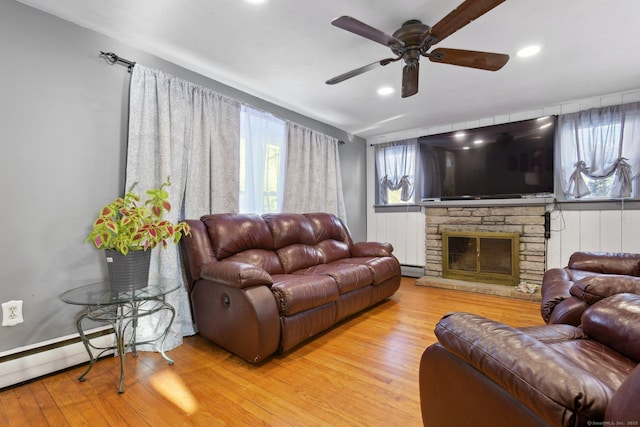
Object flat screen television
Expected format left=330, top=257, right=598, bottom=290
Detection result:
left=419, top=116, right=556, bottom=200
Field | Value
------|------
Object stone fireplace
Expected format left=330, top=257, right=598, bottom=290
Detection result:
left=423, top=204, right=547, bottom=287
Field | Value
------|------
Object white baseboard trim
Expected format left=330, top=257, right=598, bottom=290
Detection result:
left=0, top=328, right=115, bottom=389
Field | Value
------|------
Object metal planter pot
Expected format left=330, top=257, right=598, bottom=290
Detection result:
left=105, top=249, right=151, bottom=292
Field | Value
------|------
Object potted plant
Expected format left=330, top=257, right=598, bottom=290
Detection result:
left=86, top=177, right=190, bottom=291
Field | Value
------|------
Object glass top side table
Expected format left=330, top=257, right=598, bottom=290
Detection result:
left=61, top=280, right=180, bottom=393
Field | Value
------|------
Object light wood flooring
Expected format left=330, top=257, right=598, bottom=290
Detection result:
left=0, top=277, right=543, bottom=426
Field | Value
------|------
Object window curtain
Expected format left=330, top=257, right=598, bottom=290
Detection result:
left=125, top=64, right=241, bottom=351
left=375, top=139, right=417, bottom=204
left=282, top=123, right=346, bottom=220
left=240, top=105, right=287, bottom=213
left=557, top=102, right=640, bottom=198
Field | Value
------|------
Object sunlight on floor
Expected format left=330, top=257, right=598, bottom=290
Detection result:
left=149, top=369, right=199, bottom=414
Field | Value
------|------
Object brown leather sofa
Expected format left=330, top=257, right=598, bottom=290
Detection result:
left=180, top=212, right=401, bottom=363
left=541, top=251, right=640, bottom=325
left=419, top=292, right=640, bottom=426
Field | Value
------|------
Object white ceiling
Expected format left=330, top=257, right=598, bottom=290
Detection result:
left=17, top=0, right=640, bottom=140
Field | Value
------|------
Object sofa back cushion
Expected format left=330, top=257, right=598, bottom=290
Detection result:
left=201, top=213, right=274, bottom=258
left=263, top=213, right=316, bottom=249
left=276, top=244, right=324, bottom=273
left=263, top=213, right=353, bottom=272
left=304, top=212, right=353, bottom=246
left=581, top=293, right=640, bottom=362
left=568, top=251, right=640, bottom=276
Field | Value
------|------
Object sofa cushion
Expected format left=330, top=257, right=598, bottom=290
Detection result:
left=270, top=274, right=339, bottom=316
left=263, top=213, right=316, bottom=249
left=582, top=293, right=640, bottom=362
left=202, top=213, right=274, bottom=260
left=570, top=274, right=640, bottom=304
left=605, top=364, right=640, bottom=423
left=304, top=212, right=352, bottom=246
left=315, top=239, right=351, bottom=263
left=294, top=263, right=372, bottom=294
left=334, top=257, right=400, bottom=285
left=276, top=244, right=323, bottom=273
left=543, top=339, right=637, bottom=391
left=568, top=251, right=640, bottom=276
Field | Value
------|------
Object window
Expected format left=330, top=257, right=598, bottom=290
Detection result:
left=557, top=102, right=640, bottom=200
left=374, top=140, right=418, bottom=205
left=239, top=106, right=287, bottom=213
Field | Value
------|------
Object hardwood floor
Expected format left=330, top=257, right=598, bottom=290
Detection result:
left=0, top=278, right=543, bottom=426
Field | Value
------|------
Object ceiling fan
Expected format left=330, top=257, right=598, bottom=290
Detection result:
left=326, top=0, right=510, bottom=98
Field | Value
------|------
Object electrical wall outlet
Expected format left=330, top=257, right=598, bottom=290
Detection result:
left=2, top=300, right=24, bottom=326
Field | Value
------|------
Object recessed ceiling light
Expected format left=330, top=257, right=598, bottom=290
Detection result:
left=244, top=0, right=268, bottom=4
left=517, top=45, right=541, bottom=58
left=453, top=131, right=466, bottom=139
left=473, top=139, right=484, bottom=145
left=377, top=86, right=394, bottom=96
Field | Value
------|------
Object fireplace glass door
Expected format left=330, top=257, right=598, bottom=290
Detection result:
left=442, top=231, right=520, bottom=286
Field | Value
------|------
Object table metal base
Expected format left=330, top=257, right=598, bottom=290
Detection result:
left=76, top=297, right=175, bottom=393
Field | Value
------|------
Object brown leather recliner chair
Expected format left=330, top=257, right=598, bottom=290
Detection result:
left=419, top=292, right=640, bottom=426
left=541, top=251, right=640, bottom=325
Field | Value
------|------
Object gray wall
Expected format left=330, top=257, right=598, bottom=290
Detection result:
left=0, top=0, right=366, bottom=354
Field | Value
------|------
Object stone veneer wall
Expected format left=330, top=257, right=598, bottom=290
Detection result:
left=424, top=205, right=547, bottom=286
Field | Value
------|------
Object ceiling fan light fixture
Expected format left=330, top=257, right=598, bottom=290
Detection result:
left=517, top=45, right=541, bottom=58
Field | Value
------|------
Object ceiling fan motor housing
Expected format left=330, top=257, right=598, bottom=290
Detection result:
left=392, top=20, right=432, bottom=65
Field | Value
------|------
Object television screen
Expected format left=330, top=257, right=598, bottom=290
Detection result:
left=419, top=116, right=556, bottom=200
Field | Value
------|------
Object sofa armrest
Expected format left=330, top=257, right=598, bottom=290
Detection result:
left=350, top=241, right=394, bottom=257
left=540, top=267, right=573, bottom=323
left=200, top=260, right=273, bottom=289
left=435, top=312, right=612, bottom=425
left=547, top=297, right=589, bottom=326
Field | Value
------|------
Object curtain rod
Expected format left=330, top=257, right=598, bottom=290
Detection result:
left=100, top=51, right=136, bottom=72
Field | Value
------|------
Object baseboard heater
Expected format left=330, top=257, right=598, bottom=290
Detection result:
left=0, top=327, right=114, bottom=390
left=401, top=264, right=425, bottom=278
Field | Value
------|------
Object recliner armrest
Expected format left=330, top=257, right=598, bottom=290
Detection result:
left=435, top=312, right=612, bottom=426
left=200, top=260, right=273, bottom=288
left=350, top=241, right=393, bottom=257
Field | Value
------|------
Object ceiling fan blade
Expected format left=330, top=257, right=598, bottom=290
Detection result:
left=332, top=16, right=404, bottom=49
left=429, top=0, right=506, bottom=44
left=401, top=63, right=419, bottom=98
left=429, top=48, right=509, bottom=71
left=326, top=56, right=399, bottom=85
